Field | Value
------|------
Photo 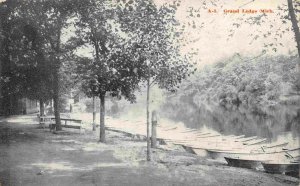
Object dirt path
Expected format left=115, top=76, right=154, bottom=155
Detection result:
left=0, top=115, right=299, bottom=186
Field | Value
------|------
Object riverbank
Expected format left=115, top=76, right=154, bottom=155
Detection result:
left=0, top=115, right=299, bottom=186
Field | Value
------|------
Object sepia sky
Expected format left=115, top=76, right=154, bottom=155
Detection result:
left=72, top=0, right=298, bottom=68
left=155, top=0, right=297, bottom=67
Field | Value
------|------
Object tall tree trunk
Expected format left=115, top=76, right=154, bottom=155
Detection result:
left=93, top=96, right=96, bottom=131
left=99, top=94, right=105, bottom=142
left=53, top=68, right=62, bottom=131
left=52, top=23, right=63, bottom=131
left=287, top=0, right=300, bottom=60
left=146, top=76, right=151, bottom=161
left=0, top=44, right=2, bottom=115
left=39, top=99, right=45, bottom=116
left=49, top=99, right=53, bottom=114
left=151, top=110, right=157, bottom=148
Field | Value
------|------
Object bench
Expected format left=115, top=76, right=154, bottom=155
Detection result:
left=39, top=116, right=55, bottom=129
left=49, top=118, right=84, bottom=133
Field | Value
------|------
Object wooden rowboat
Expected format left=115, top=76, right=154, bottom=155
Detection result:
left=224, top=148, right=300, bottom=170
left=261, top=162, right=299, bottom=177
left=224, top=157, right=263, bottom=170
left=235, top=136, right=258, bottom=142
left=206, top=147, right=300, bottom=160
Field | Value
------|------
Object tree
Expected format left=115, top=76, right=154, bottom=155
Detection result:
left=0, top=0, right=19, bottom=115
left=118, top=0, right=196, bottom=160
left=287, top=0, right=300, bottom=58
left=0, top=0, right=52, bottom=115
left=5, top=17, right=52, bottom=116
left=73, top=0, right=144, bottom=142
left=39, top=0, right=76, bottom=130
left=21, top=0, right=76, bottom=129
left=0, top=0, right=78, bottom=125
left=163, top=54, right=300, bottom=137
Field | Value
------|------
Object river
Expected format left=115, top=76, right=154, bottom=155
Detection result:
left=160, top=95, right=300, bottom=141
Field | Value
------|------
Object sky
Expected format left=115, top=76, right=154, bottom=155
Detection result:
left=155, top=0, right=297, bottom=67
left=69, top=0, right=298, bottom=68
left=2, top=0, right=296, bottom=68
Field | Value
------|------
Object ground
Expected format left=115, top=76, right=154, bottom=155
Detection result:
left=0, top=115, right=299, bottom=186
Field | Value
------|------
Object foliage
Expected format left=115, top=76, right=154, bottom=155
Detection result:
left=72, top=0, right=142, bottom=101
left=118, top=0, right=196, bottom=90
left=0, top=0, right=78, bottom=124
left=0, top=1, right=52, bottom=104
left=115, top=0, right=196, bottom=160
left=161, top=54, right=300, bottom=138
left=176, top=54, right=299, bottom=109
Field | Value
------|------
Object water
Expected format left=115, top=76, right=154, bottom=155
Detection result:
left=160, top=97, right=300, bottom=141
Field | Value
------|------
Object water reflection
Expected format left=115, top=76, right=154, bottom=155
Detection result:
left=161, top=96, right=300, bottom=141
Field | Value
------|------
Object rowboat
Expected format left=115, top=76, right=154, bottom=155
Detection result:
left=224, top=157, right=263, bottom=170
left=169, top=136, right=241, bottom=150
left=261, top=162, right=299, bottom=177
left=181, top=129, right=198, bottom=133
left=224, top=147, right=300, bottom=170
left=242, top=138, right=267, bottom=146
left=174, top=135, right=259, bottom=153
left=181, top=145, right=197, bottom=154
left=197, top=134, right=221, bottom=138
left=200, top=139, right=264, bottom=153
left=235, top=136, right=258, bottom=142
left=206, top=146, right=299, bottom=161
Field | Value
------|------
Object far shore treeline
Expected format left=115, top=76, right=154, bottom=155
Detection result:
left=161, top=54, right=300, bottom=138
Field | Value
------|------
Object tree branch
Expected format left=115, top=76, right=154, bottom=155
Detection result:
left=287, top=0, right=300, bottom=59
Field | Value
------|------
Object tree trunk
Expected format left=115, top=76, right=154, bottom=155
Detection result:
left=287, top=0, right=300, bottom=59
left=151, top=110, right=157, bottom=148
left=146, top=76, right=151, bottom=161
left=93, top=96, right=96, bottom=131
left=52, top=56, right=61, bottom=130
left=0, top=44, right=2, bottom=115
left=39, top=99, right=45, bottom=116
left=99, top=94, right=105, bottom=142
left=49, top=99, right=53, bottom=114
left=53, top=70, right=62, bottom=131
left=52, top=23, right=62, bottom=131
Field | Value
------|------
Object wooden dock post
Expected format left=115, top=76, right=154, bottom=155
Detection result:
left=151, top=110, right=157, bottom=148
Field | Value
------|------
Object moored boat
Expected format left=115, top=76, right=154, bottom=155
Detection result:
left=181, top=145, right=197, bottom=154
left=235, top=136, right=258, bottom=142
left=261, top=162, right=299, bottom=177
left=206, top=147, right=300, bottom=161
left=224, top=147, right=300, bottom=171
left=224, top=157, right=263, bottom=170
